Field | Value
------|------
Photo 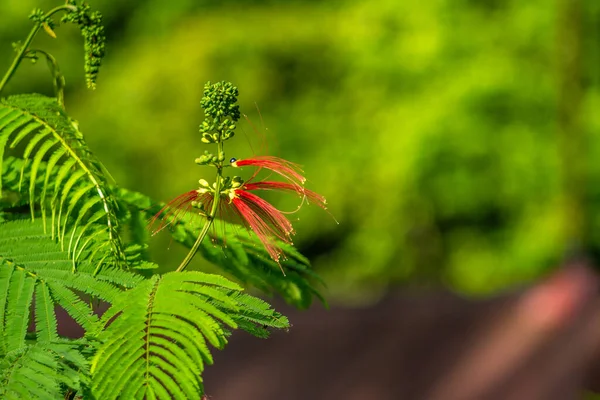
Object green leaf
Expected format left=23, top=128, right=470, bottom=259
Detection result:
left=34, top=282, right=57, bottom=343
left=4, top=268, right=35, bottom=351
left=0, top=94, right=125, bottom=266
left=0, top=218, right=144, bottom=344
left=91, top=271, right=289, bottom=400
left=0, top=341, right=90, bottom=399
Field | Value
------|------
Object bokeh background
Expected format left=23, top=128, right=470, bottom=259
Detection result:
left=1, top=0, right=599, bottom=303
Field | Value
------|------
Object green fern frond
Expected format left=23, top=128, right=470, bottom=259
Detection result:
left=3, top=268, right=35, bottom=352
left=0, top=94, right=126, bottom=267
left=225, top=291, right=290, bottom=338
left=0, top=157, right=28, bottom=209
left=201, top=226, right=326, bottom=308
left=34, top=281, right=57, bottom=343
left=114, top=187, right=325, bottom=308
left=0, top=340, right=90, bottom=399
left=91, top=271, right=289, bottom=400
left=0, top=219, right=144, bottom=350
left=1, top=156, right=162, bottom=273
left=0, top=344, right=62, bottom=399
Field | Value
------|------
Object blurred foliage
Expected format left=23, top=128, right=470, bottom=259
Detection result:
left=2, top=0, right=599, bottom=302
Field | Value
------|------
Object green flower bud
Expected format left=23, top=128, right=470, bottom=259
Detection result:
left=61, top=1, right=106, bottom=89
left=231, top=176, right=244, bottom=188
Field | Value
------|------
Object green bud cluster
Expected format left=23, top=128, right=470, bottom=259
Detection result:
left=61, top=1, right=106, bottom=90
left=194, top=175, right=244, bottom=199
left=28, top=9, right=44, bottom=22
left=197, top=179, right=212, bottom=193
left=194, top=150, right=226, bottom=165
left=29, top=8, right=58, bottom=40
left=199, top=81, right=240, bottom=143
left=221, top=176, right=244, bottom=190
left=29, top=9, right=55, bottom=30
left=201, top=81, right=241, bottom=120
left=195, top=151, right=216, bottom=165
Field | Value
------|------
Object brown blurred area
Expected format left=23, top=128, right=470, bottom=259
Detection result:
left=203, top=264, right=600, bottom=400
left=203, top=292, right=503, bottom=400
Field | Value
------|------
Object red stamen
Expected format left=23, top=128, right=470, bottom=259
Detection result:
left=236, top=190, right=294, bottom=239
left=233, top=156, right=306, bottom=186
left=243, top=181, right=327, bottom=209
left=148, top=190, right=203, bottom=235
left=231, top=189, right=295, bottom=263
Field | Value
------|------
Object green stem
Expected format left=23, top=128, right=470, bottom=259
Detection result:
left=176, top=141, right=224, bottom=272
left=26, top=49, right=65, bottom=107
left=0, top=5, right=75, bottom=95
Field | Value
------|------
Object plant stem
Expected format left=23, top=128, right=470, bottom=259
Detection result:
left=176, top=141, right=224, bottom=272
left=0, top=5, right=74, bottom=95
left=26, top=49, right=65, bottom=107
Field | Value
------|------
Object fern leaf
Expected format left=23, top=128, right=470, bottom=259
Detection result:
left=19, top=130, right=51, bottom=192
left=67, top=195, right=101, bottom=255
left=52, top=340, right=92, bottom=392
left=56, top=169, right=87, bottom=241
left=61, top=183, right=97, bottom=243
left=46, top=283, right=98, bottom=331
left=91, top=271, right=287, bottom=400
left=4, top=268, right=35, bottom=352
left=2, top=349, right=61, bottom=399
left=0, top=158, right=27, bottom=208
left=40, top=148, right=66, bottom=226
left=0, top=219, right=144, bottom=345
left=0, top=265, right=11, bottom=346
left=34, top=282, right=58, bottom=343
left=227, top=291, right=290, bottom=337
left=0, top=341, right=90, bottom=399
left=28, top=138, right=55, bottom=220
left=0, top=94, right=126, bottom=266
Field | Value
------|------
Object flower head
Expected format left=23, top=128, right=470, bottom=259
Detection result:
left=151, top=157, right=328, bottom=268
left=151, top=81, right=331, bottom=273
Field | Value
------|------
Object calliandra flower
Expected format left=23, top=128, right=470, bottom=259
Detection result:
left=228, top=180, right=328, bottom=263
left=150, top=169, right=328, bottom=268
left=231, top=156, right=306, bottom=186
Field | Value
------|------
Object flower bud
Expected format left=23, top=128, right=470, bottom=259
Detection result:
left=231, top=176, right=244, bottom=188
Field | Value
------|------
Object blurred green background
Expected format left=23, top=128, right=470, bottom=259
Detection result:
left=1, top=0, right=599, bottom=302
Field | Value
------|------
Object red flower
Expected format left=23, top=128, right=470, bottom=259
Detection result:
left=151, top=156, right=329, bottom=267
